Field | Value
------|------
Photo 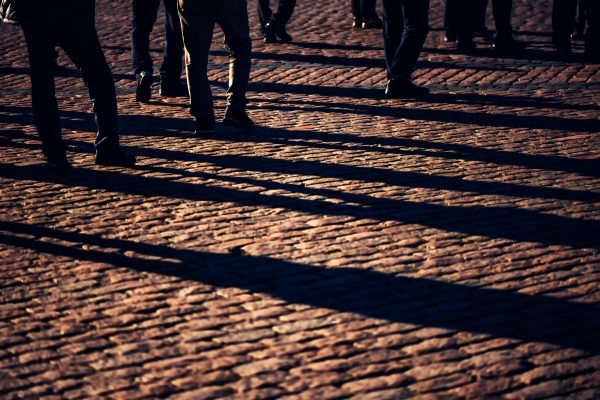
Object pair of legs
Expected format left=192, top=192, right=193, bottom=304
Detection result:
left=19, top=0, right=133, bottom=169
left=257, top=0, right=296, bottom=42
left=382, top=0, right=429, bottom=97
left=351, top=0, right=382, bottom=28
left=178, top=0, right=253, bottom=132
left=553, top=0, right=599, bottom=60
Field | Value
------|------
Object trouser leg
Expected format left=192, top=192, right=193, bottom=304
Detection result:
left=131, top=0, right=160, bottom=75
left=160, top=0, right=184, bottom=81
left=269, top=0, right=297, bottom=28
left=583, top=0, right=599, bottom=59
left=58, top=14, right=120, bottom=149
left=178, top=0, right=215, bottom=119
left=22, top=23, right=65, bottom=158
left=257, top=0, right=272, bottom=29
left=361, top=0, right=377, bottom=19
left=383, top=0, right=429, bottom=83
left=474, top=0, right=489, bottom=30
left=444, top=0, right=459, bottom=32
left=552, top=0, right=576, bottom=51
left=216, top=0, right=252, bottom=111
left=492, top=0, right=513, bottom=40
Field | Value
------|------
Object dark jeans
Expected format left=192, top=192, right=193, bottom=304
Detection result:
left=491, top=0, right=514, bottom=40
left=257, top=0, right=297, bottom=31
left=445, top=0, right=487, bottom=35
left=131, top=0, right=183, bottom=80
left=553, top=0, right=599, bottom=57
left=178, top=0, right=252, bottom=118
left=352, top=0, right=378, bottom=19
left=382, top=0, right=429, bottom=83
left=19, top=0, right=119, bottom=158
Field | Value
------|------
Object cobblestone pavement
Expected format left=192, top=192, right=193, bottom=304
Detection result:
left=1, top=0, right=599, bottom=398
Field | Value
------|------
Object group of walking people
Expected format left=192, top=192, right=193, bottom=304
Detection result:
left=0, top=0, right=598, bottom=174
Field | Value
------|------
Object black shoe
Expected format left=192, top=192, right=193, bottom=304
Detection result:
left=263, top=23, right=278, bottom=43
left=385, top=80, right=430, bottom=99
left=194, top=117, right=215, bottom=134
left=135, top=71, right=152, bottom=102
left=493, top=37, right=526, bottom=52
left=444, top=30, right=457, bottom=43
left=95, top=147, right=136, bottom=167
left=276, top=27, right=293, bottom=43
left=571, top=31, right=585, bottom=41
left=457, top=40, right=476, bottom=53
left=46, top=153, right=70, bottom=175
left=160, top=80, right=188, bottom=97
left=362, top=17, right=382, bottom=29
left=223, top=107, right=254, bottom=130
left=352, top=17, right=361, bottom=29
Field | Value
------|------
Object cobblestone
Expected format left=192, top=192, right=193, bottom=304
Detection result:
left=1, top=0, right=600, bottom=398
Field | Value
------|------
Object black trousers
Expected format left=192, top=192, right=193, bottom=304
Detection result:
left=178, top=0, right=252, bottom=118
left=445, top=0, right=487, bottom=34
left=383, top=0, right=429, bottom=83
left=19, top=0, right=120, bottom=159
left=352, top=0, right=378, bottom=19
left=553, top=0, right=599, bottom=57
left=257, top=0, right=297, bottom=30
left=131, top=0, right=183, bottom=80
left=491, top=0, right=513, bottom=40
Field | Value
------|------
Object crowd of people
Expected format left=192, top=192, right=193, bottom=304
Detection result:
left=0, top=0, right=597, bottom=174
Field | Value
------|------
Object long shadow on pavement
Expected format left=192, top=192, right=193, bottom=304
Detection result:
left=0, top=220, right=598, bottom=354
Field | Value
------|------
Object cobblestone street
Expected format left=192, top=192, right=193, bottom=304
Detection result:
left=1, top=0, right=599, bottom=398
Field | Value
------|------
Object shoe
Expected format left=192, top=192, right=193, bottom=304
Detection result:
left=223, top=107, right=254, bottom=130
left=135, top=71, right=152, bottom=102
left=571, top=31, right=585, bottom=41
left=352, top=16, right=361, bottom=29
left=276, top=27, right=293, bottom=43
left=457, top=39, right=476, bottom=53
left=160, top=80, right=188, bottom=97
left=493, top=37, right=526, bottom=52
left=385, top=80, right=430, bottom=99
left=473, top=27, right=493, bottom=40
left=362, top=17, right=382, bottom=29
left=263, top=23, right=278, bottom=43
left=95, top=146, right=136, bottom=167
left=46, top=153, right=70, bottom=175
left=444, top=30, right=457, bottom=43
left=194, top=116, right=215, bottom=134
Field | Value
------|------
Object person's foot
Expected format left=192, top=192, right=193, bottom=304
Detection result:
left=444, top=29, right=457, bottom=43
left=473, top=27, right=493, bottom=40
left=223, top=107, right=254, bottom=130
left=194, top=116, right=216, bottom=134
left=385, top=80, right=430, bottom=99
left=276, top=27, right=293, bottom=43
left=160, top=79, right=188, bottom=97
left=46, top=153, right=70, bottom=175
left=352, top=16, right=361, bottom=29
left=362, top=17, right=382, bottom=29
left=493, top=37, right=526, bottom=52
left=95, top=146, right=136, bottom=167
left=571, top=31, right=585, bottom=41
left=135, top=71, right=152, bottom=102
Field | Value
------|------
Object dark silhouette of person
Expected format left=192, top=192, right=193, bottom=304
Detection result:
left=178, top=0, right=254, bottom=134
left=382, top=0, right=429, bottom=98
left=131, top=0, right=186, bottom=102
left=553, top=0, right=599, bottom=61
left=351, top=0, right=382, bottom=29
left=12, top=0, right=135, bottom=172
left=572, top=0, right=586, bottom=40
left=258, top=0, right=296, bottom=43
left=490, top=0, right=526, bottom=51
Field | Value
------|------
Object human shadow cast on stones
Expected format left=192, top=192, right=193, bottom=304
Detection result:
left=0, top=163, right=598, bottom=251
left=0, top=220, right=598, bottom=354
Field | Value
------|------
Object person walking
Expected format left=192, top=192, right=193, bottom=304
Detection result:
left=351, top=0, right=382, bottom=29
left=3, top=0, right=134, bottom=172
left=258, top=0, right=296, bottom=43
left=382, top=0, right=430, bottom=98
left=178, top=0, right=254, bottom=134
left=553, top=0, right=599, bottom=61
left=131, top=0, right=186, bottom=102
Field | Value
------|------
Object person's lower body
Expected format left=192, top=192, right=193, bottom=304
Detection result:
left=131, top=0, right=185, bottom=101
left=445, top=0, right=477, bottom=51
left=178, top=0, right=253, bottom=133
left=572, top=0, right=586, bottom=39
left=22, top=8, right=134, bottom=170
left=491, top=0, right=525, bottom=51
left=583, top=0, right=599, bottom=61
left=382, top=0, right=430, bottom=98
left=352, top=0, right=382, bottom=29
left=552, top=0, right=577, bottom=57
left=258, top=0, right=297, bottom=43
